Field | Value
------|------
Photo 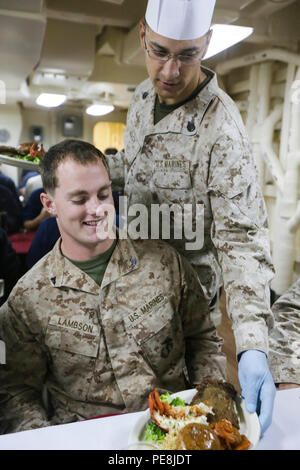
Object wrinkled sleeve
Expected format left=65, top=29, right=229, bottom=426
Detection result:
left=209, top=134, right=274, bottom=356
left=268, top=277, right=300, bottom=385
left=0, top=298, right=50, bottom=434
left=179, top=254, right=227, bottom=385
left=106, top=150, right=125, bottom=192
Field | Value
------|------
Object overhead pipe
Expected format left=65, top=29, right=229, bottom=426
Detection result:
left=279, top=63, right=296, bottom=170
left=216, top=46, right=300, bottom=293
left=245, top=64, right=259, bottom=138
left=251, top=63, right=273, bottom=187
left=216, top=48, right=300, bottom=76
left=259, top=105, right=285, bottom=193
left=271, top=66, right=300, bottom=294
left=284, top=150, right=300, bottom=213
left=288, top=201, right=300, bottom=233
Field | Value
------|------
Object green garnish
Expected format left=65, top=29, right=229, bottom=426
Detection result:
left=161, top=392, right=187, bottom=407
left=160, top=392, right=172, bottom=403
left=144, top=419, right=166, bottom=443
left=12, top=155, right=41, bottom=163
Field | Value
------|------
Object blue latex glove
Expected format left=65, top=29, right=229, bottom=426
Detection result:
left=238, top=349, right=276, bottom=436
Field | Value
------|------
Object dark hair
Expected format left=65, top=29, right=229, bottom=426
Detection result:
left=40, top=139, right=110, bottom=193
left=104, top=147, right=118, bottom=156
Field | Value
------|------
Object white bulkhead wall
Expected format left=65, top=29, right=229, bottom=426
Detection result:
left=215, top=49, right=300, bottom=295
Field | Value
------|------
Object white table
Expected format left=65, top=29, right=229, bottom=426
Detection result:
left=256, top=388, right=300, bottom=450
left=0, top=388, right=299, bottom=450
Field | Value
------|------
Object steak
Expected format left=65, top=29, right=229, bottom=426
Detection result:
left=191, top=379, right=240, bottom=429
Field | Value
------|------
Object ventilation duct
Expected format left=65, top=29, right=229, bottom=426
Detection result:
left=0, top=6, right=46, bottom=92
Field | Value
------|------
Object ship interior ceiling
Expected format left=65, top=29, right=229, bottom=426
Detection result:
left=0, top=0, right=300, bottom=297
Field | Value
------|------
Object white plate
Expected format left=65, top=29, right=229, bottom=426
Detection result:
left=128, top=388, right=260, bottom=450
left=0, top=154, right=40, bottom=171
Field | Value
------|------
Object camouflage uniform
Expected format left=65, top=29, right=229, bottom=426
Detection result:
left=0, top=235, right=225, bottom=434
left=269, top=276, right=300, bottom=385
left=109, top=67, right=275, bottom=356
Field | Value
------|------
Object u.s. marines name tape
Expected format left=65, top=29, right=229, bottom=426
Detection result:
left=127, top=293, right=167, bottom=326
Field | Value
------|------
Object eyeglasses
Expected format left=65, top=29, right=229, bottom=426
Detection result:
left=144, top=35, right=207, bottom=66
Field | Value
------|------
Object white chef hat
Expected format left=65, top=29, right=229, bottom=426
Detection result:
left=145, top=0, right=216, bottom=40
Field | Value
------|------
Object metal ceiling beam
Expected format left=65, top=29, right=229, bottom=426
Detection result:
left=240, top=0, right=296, bottom=17
left=89, top=55, right=147, bottom=85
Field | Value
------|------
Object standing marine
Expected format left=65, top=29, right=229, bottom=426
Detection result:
left=109, top=0, right=276, bottom=435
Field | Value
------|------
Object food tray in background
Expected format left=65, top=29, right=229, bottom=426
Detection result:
left=0, top=154, right=41, bottom=171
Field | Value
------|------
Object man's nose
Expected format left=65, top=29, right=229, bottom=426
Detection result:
left=87, top=197, right=100, bottom=214
left=161, top=57, right=180, bottom=80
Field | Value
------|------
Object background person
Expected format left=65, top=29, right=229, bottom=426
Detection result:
left=18, top=170, right=41, bottom=203
left=22, top=187, right=51, bottom=231
left=104, top=147, right=118, bottom=156
left=21, top=174, right=43, bottom=204
left=108, top=0, right=276, bottom=435
left=269, top=276, right=300, bottom=390
left=0, top=227, right=21, bottom=306
left=26, top=216, right=60, bottom=269
left=0, top=166, right=23, bottom=234
left=0, top=139, right=225, bottom=434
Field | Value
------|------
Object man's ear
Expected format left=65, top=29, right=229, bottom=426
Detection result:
left=202, top=29, right=213, bottom=59
left=139, top=19, right=146, bottom=50
left=40, top=192, right=56, bottom=215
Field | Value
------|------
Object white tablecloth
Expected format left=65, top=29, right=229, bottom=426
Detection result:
left=0, top=388, right=299, bottom=450
left=256, top=388, right=300, bottom=450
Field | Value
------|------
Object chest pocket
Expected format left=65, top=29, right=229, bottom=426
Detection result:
left=153, top=169, right=191, bottom=189
left=153, top=166, right=194, bottom=207
left=125, top=297, right=184, bottom=372
left=45, top=315, right=100, bottom=358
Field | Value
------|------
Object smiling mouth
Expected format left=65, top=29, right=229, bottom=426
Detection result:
left=83, top=219, right=104, bottom=227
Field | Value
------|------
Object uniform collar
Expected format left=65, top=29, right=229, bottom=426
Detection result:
left=101, top=229, right=139, bottom=289
left=48, top=240, right=100, bottom=294
left=136, top=66, right=218, bottom=140
left=48, top=232, right=139, bottom=292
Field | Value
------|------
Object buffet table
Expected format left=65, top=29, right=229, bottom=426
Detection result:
left=0, top=388, right=299, bottom=451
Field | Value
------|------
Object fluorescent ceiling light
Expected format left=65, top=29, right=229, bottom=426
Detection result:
left=203, top=24, right=253, bottom=60
left=36, top=93, right=66, bottom=108
left=86, top=103, right=115, bottom=116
